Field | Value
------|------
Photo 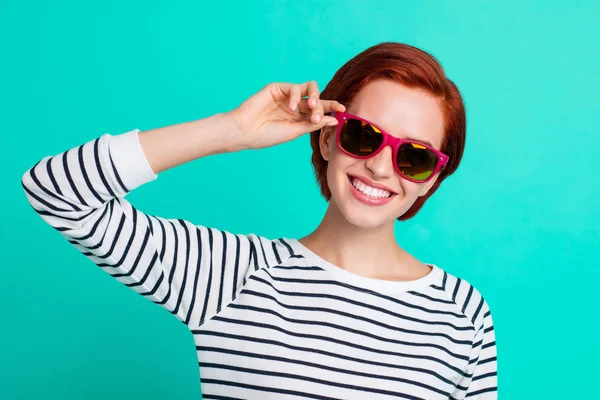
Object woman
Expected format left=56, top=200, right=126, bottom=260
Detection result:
left=22, top=42, right=497, bottom=399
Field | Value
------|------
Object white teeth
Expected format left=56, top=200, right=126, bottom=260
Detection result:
left=350, top=177, right=392, bottom=199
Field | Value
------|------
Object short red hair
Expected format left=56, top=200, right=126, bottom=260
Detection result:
left=310, top=42, right=466, bottom=220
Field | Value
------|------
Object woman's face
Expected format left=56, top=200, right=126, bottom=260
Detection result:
left=320, top=79, right=446, bottom=229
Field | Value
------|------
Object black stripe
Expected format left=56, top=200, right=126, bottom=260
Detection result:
left=199, top=362, right=428, bottom=400
left=34, top=208, right=94, bottom=222
left=62, top=149, right=88, bottom=207
left=452, top=278, right=462, bottom=302
left=95, top=199, right=140, bottom=262
left=112, top=227, right=151, bottom=279
left=21, top=183, right=72, bottom=212
left=245, top=281, right=473, bottom=337
left=272, top=241, right=281, bottom=264
left=217, top=230, right=228, bottom=311
left=200, top=379, right=339, bottom=400
left=77, top=210, right=114, bottom=251
left=257, top=236, right=269, bottom=266
left=231, top=235, right=241, bottom=300
left=228, top=301, right=471, bottom=359
left=482, top=341, right=496, bottom=350
left=94, top=212, right=127, bottom=261
left=198, top=345, right=452, bottom=395
left=279, top=238, right=295, bottom=257
left=472, top=297, right=484, bottom=324
left=163, top=220, right=180, bottom=306
left=93, top=139, right=116, bottom=198
left=262, top=273, right=468, bottom=319
left=120, top=249, right=157, bottom=288
left=465, top=386, right=497, bottom=397
left=195, top=329, right=471, bottom=381
left=462, top=285, right=474, bottom=314
left=441, top=271, right=448, bottom=290
left=273, top=265, right=323, bottom=271
left=206, top=316, right=469, bottom=373
left=408, top=290, right=456, bottom=304
left=157, top=217, right=167, bottom=263
left=199, top=228, right=215, bottom=323
left=145, top=213, right=154, bottom=235
left=71, top=201, right=112, bottom=241
left=249, top=240, right=259, bottom=271
left=479, top=356, right=497, bottom=366
left=184, top=226, right=203, bottom=325
left=78, top=144, right=104, bottom=204
left=27, top=161, right=80, bottom=211
left=172, top=219, right=191, bottom=317
left=46, top=157, right=64, bottom=197
left=472, top=371, right=497, bottom=382
left=108, top=150, right=128, bottom=192
left=134, top=252, right=166, bottom=296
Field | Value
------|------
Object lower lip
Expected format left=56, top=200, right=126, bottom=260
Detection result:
left=348, top=176, right=396, bottom=206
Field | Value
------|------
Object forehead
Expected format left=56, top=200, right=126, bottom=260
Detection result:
left=348, top=79, right=445, bottom=149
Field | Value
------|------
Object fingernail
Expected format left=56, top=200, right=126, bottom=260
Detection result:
left=326, top=119, right=338, bottom=126
left=314, top=114, right=321, bottom=123
left=291, top=102, right=298, bottom=111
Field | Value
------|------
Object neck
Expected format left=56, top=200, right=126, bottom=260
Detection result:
left=299, top=202, right=429, bottom=281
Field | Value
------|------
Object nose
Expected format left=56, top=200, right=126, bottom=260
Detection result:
left=364, top=146, right=395, bottom=180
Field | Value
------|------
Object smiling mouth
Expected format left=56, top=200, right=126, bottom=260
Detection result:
left=347, top=175, right=397, bottom=199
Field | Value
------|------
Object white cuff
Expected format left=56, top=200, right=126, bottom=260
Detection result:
left=107, top=128, right=158, bottom=191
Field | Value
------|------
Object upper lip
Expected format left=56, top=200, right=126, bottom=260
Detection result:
left=348, top=174, right=397, bottom=194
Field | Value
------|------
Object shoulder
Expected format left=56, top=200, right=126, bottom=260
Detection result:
left=242, top=232, right=299, bottom=268
left=437, top=269, right=492, bottom=330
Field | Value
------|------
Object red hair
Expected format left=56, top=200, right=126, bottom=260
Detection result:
left=310, top=42, right=466, bottom=220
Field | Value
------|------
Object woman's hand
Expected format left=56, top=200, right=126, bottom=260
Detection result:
left=228, top=81, right=346, bottom=150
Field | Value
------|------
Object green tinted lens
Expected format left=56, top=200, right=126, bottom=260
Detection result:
left=339, top=119, right=384, bottom=156
left=396, top=142, right=438, bottom=181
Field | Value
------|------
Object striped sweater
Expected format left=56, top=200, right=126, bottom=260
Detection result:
left=22, top=128, right=498, bottom=399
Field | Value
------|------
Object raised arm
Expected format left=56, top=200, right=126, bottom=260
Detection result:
left=21, top=82, right=345, bottom=327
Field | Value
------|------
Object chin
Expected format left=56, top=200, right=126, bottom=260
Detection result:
left=332, top=190, right=404, bottom=230
left=343, top=210, right=391, bottom=229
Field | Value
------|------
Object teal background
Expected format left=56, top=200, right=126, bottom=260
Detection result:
left=1, top=1, right=599, bottom=399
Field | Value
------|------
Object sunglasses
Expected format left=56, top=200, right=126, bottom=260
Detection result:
left=329, top=112, right=449, bottom=183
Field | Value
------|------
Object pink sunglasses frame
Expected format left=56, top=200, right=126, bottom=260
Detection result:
left=330, top=111, right=449, bottom=183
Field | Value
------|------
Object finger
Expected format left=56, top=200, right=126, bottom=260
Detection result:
left=278, top=82, right=309, bottom=109
left=311, top=100, right=325, bottom=124
left=297, top=99, right=345, bottom=115
left=295, top=99, right=323, bottom=123
left=321, top=100, right=346, bottom=113
left=278, top=81, right=320, bottom=106
left=290, top=116, right=339, bottom=138
left=288, top=84, right=302, bottom=111
left=307, top=80, right=320, bottom=109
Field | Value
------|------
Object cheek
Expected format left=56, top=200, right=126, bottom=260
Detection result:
left=326, top=152, right=359, bottom=193
left=328, top=146, right=356, bottom=173
left=398, top=180, right=424, bottom=199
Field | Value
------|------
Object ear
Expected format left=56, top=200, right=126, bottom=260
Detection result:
left=319, top=126, right=335, bottom=161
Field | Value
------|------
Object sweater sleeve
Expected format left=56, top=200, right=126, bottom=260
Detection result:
left=465, top=305, right=497, bottom=398
left=21, top=129, right=290, bottom=327
left=452, top=301, right=498, bottom=399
